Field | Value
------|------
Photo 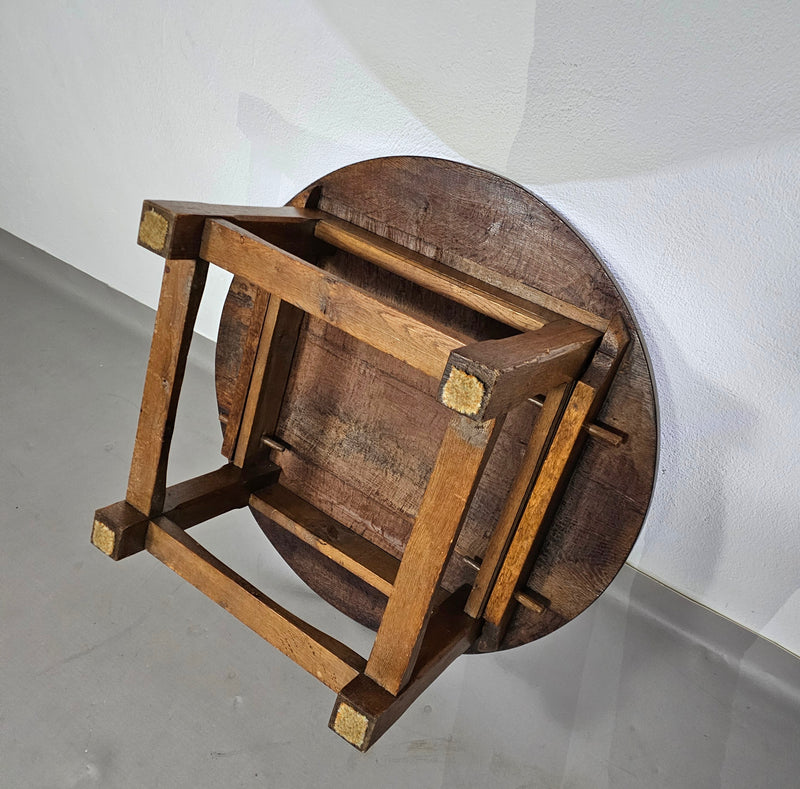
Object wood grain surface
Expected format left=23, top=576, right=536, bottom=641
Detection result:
left=146, top=516, right=365, bottom=692
left=365, top=414, right=502, bottom=694
left=127, top=258, right=208, bottom=515
left=213, top=157, right=657, bottom=651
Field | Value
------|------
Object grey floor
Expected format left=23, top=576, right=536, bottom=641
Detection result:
left=1, top=228, right=799, bottom=789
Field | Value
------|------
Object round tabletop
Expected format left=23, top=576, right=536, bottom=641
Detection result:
left=215, top=157, right=657, bottom=651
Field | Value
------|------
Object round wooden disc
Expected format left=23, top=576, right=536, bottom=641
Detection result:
left=215, top=157, right=657, bottom=651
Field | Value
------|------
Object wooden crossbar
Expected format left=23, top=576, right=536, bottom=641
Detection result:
left=146, top=516, right=367, bottom=693
left=250, top=485, right=401, bottom=597
left=137, top=201, right=321, bottom=259
left=232, top=296, right=303, bottom=468
left=200, top=219, right=470, bottom=380
left=93, top=464, right=280, bottom=560
left=464, top=382, right=573, bottom=618
left=314, top=217, right=563, bottom=330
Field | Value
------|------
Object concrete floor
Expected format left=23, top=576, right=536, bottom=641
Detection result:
left=1, top=227, right=799, bottom=788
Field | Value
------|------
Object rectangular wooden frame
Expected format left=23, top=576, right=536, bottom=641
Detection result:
left=93, top=201, right=625, bottom=751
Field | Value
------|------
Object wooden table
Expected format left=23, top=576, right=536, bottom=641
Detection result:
left=93, top=156, right=657, bottom=750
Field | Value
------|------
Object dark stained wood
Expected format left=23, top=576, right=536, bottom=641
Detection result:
left=146, top=516, right=366, bottom=692
left=306, top=159, right=616, bottom=330
left=214, top=157, right=658, bottom=652
left=261, top=312, right=523, bottom=558
left=215, top=277, right=264, bottom=431
left=137, top=200, right=320, bottom=259
left=126, top=258, right=208, bottom=515
left=330, top=586, right=479, bottom=751
left=165, top=463, right=280, bottom=529
left=439, top=319, right=599, bottom=420
left=201, top=219, right=470, bottom=380
left=92, top=463, right=279, bottom=560
left=219, top=282, right=270, bottom=458
left=365, top=415, right=503, bottom=695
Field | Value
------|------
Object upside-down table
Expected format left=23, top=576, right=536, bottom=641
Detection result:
left=92, top=157, right=657, bottom=750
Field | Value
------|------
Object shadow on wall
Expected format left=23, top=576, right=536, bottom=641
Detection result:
left=550, top=140, right=800, bottom=646
left=236, top=93, right=365, bottom=204
left=640, top=317, right=798, bottom=644
left=627, top=302, right=748, bottom=606
left=235, top=89, right=458, bottom=204
left=314, top=0, right=800, bottom=182
left=312, top=0, right=537, bottom=174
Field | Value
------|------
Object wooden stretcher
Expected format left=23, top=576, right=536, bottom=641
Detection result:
left=92, top=157, right=657, bottom=751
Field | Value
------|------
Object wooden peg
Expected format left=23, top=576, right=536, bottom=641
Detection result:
left=527, top=394, right=626, bottom=446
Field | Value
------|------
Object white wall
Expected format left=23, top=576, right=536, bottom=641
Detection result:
left=2, top=1, right=798, bottom=655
